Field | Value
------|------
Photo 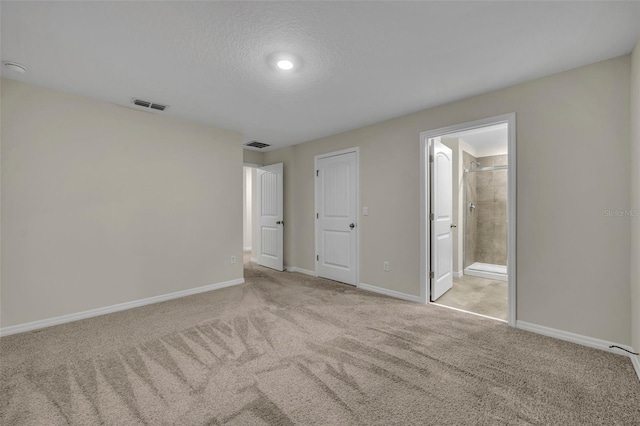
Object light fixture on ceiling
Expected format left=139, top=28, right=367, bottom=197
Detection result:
left=3, top=61, right=27, bottom=74
left=267, top=52, right=301, bottom=73
left=276, top=59, right=294, bottom=71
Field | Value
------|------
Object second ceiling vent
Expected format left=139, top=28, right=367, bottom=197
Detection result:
left=131, top=98, right=168, bottom=112
left=245, top=141, right=271, bottom=149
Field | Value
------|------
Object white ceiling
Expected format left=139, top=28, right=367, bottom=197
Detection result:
left=445, top=124, right=508, bottom=157
left=2, top=2, right=639, bottom=151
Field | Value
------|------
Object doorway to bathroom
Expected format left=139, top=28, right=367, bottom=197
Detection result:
left=420, top=114, right=516, bottom=325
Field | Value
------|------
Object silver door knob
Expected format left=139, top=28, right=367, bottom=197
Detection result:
left=276, top=221, right=284, bottom=225
left=349, top=223, right=355, bottom=229
left=451, top=224, right=457, bottom=228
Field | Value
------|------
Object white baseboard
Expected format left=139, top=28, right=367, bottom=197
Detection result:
left=631, top=354, right=640, bottom=382
left=464, top=268, right=508, bottom=281
left=0, top=278, right=245, bottom=337
left=453, top=271, right=463, bottom=278
left=358, top=282, right=422, bottom=303
left=517, top=320, right=640, bottom=381
left=243, top=246, right=252, bottom=251
left=285, top=266, right=317, bottom=276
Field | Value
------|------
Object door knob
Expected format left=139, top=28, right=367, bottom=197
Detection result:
left=276, top=221, right=284, bottom=225
left=349, top=223, right=355, bottom=229
left=451, top=224, right=457, bottom=228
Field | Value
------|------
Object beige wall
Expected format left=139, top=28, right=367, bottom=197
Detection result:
left=1, top=78, right=244, bottom=327
left=266, top=56, right=632, bottom=344
left=631, top=40, right=640, bottom=359
left=243, top=149, right=264, bottom=165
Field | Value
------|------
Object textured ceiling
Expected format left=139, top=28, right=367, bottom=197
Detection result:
left=2, top=1, right=639, bottom=150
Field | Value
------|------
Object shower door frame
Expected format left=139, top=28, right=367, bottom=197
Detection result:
left=463, top=164, right=509, bottom=275
left=419, top=113, right=517, bottom=327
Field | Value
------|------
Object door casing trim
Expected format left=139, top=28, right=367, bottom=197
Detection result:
left=420, top=113, right=516, bottom=327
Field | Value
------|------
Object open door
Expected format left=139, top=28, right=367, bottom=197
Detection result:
left=257, top=163, right=284, bottom=271
left=430, top=138, right=454, bottom=301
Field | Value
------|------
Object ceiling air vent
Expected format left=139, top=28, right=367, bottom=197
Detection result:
left=133, top=99, right=151, bottom=108
left=131, top=98, right=168, bottom=112
left=245, top=141, right=270, bottom=149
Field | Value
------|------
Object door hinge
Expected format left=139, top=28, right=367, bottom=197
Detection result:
left=429, top=154, right=434, bottom=163
left=429, top=213, right=434, bottom=221
left=316, top=213, right=319, bottom=219
left=317, top=255, right=319, bottom=261
left=429, top=271, right=434, bottom=279
left=316, top=170, right=319, bottom=177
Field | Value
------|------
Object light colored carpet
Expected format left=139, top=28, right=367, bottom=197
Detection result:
left=1, top=261, right=639, bottom=425
left=436, top=275, right=508, bottom=320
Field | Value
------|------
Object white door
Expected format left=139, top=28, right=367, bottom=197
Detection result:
left=316, top=151, right=358, bottom=285
left=257, top=163, right=284, bottom=271
left=430, top=138, right=454, bottom=301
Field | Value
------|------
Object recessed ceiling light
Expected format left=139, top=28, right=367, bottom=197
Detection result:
left=3, top=61, right=27, bottom=74
left=276, top=59, right=294, bottom=71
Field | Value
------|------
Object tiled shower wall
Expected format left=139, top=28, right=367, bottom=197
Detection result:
left=463, top=151, right=477, bottom=268
left=464, top=153, right=508, bottom=267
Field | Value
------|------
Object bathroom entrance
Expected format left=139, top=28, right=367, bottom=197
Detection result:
left=421, top=114, right=516, bottom=325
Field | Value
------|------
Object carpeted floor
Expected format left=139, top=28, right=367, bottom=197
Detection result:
left=1, top=261, right=639, bottom=425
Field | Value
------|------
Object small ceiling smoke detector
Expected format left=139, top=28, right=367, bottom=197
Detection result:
left=3, top=61, right=27, bottom=74
left=245, top=141, right=270, bottom=149
left=276, top=59, right=294, bottom=71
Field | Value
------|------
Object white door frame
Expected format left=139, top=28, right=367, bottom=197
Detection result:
left=314, top=147, right=360, bottom=286
left=420, top=113, right=517, bottom=327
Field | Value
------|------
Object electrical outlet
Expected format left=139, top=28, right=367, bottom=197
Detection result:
left=383, top=261, right=389, bottom=271
left=231, top=256, right=237, bottom=264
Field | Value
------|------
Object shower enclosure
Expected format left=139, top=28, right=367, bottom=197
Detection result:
left=463, top=152, right=508, bottom=281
